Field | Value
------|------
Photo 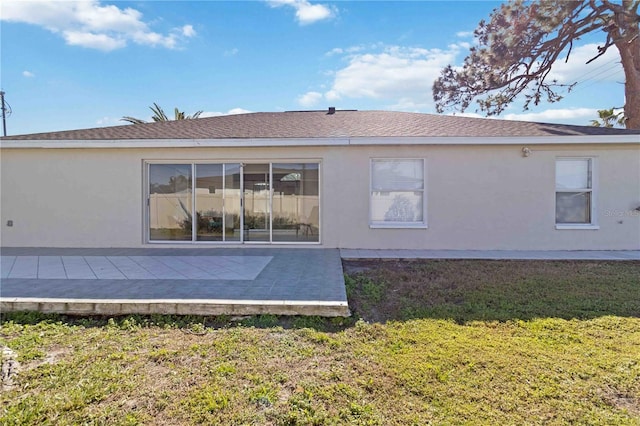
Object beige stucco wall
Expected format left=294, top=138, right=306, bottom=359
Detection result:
left=1, top=142, right=639, bottom=249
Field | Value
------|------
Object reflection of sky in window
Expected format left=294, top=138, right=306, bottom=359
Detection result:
left=556, top=159, right=590, bottom=190
left=372, top=160, right=423, bottom=190
left=149, top=164, right=191, bottom=186
left=281, top=172, right=301, bottom=181
left=195, top=164, right=223, bottom=180
left=273, top=163, right=318, bottom=173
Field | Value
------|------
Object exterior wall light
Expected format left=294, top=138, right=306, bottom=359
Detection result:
left=522, top=147, right=531, bottom=157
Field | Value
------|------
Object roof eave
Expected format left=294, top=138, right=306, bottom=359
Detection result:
left=0, top=134, right=638, bottom=149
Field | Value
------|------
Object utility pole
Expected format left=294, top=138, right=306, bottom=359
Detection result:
left=0, top=91, right=7, bottom=137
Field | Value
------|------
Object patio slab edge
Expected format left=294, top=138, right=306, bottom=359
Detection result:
left=1, top=297, right=351, bottom=318
left=339, top=249, right=640, bottom=261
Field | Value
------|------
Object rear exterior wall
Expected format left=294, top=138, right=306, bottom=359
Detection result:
left=1, top=143, right=638, bottom=250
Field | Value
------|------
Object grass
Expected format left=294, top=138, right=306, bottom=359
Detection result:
left=344, top=259, right=640, bottom=323
left=1, top=260, right=639, bottom=425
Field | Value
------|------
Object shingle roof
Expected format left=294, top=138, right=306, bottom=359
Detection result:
left=2, top=110, right=639, bottom=140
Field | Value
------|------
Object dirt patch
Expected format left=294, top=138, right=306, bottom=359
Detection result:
left=601, top=387, right=640, bottom=416
left=1, top=346, right=21, bottom=390
left=2, top=344, right=72, bottom=390
left=23, top=345, right=71, bottom=372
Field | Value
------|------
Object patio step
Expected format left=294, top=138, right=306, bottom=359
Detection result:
left=1, top=298, right=350, bottom=317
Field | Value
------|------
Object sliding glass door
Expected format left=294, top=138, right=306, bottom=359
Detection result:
left=148, top=164, right=192, bottom=241
left=194, top=164, right=241, bottom=242
left=242, top=164, right=271, bottom=242
left=272, top=163, right=319, bottom=242
left=148, top=162, right=319, bottom=243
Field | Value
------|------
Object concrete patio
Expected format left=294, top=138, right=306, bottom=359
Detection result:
left=0, top=248, right=349, bottom=317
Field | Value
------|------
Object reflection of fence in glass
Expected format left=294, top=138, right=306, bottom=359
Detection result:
left=149, top=193, right=192, bottom=229
left=371, top=192, right=422, bottom=222
left=150, top=192, right=318, bottom=229
left=384, top=194, right=415, bottom=222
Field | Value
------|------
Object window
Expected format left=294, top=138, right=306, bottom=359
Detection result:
left=370, top=159, right=426, bottom=228
left=555, top=158, right=597, bottom=228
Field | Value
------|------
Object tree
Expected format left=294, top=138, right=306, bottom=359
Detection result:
left=590, top=107, right=626, bottom=127
left=121, top=102, right=203, bottom=124
left=433, top=0, right=640, bottom=129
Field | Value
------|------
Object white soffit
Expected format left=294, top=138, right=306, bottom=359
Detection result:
left=0, top=135, right=638, bottom=149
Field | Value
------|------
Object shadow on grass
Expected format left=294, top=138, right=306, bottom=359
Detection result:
left=343, top=259, right=640, bottom=324
left=0, top=311, right=355, bottom=333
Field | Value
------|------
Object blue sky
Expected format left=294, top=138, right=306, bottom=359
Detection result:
left=1, top=0, right=626, bottom=135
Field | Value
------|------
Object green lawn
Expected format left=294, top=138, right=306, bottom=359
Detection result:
left=1, top=260, right=639, bottom=425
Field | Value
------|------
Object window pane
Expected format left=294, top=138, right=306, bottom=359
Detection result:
left=371, top=191, right=423, bottom=223
left=243, top=164, right=271, bottom=242
left=556, top=192, right=591, bottom=224
left=195, top=164, right=224, bottom=241
left=372, top=160, right=423, bottom=191
left=272, top=163, right=319, bottom=242
left=556, top=159, right=590, bottom=189
left=149, top=164, right=192, bottom=241
left=224, top=164, right=242, bottom=242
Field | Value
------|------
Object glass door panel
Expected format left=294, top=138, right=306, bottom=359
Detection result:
left=195, top=163, right=242, bottom=242
left=195, top=164, right=224, bottom=241
left=243, top=164, right=271, bottom=242
left=149, top=164, right=192, bottom=241
left=272, top=163, right=319, bottom=242
left=224, top=164, right=242, bottom=241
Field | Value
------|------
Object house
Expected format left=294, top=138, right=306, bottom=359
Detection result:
left=1, top=110, right=639, bottom=250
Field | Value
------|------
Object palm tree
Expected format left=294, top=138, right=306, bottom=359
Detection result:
left=121, top=103, right=203, bottom=124
left=590, top=108, right=626, bottom=128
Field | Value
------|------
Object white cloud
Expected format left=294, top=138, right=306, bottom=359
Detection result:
left=96, top=116, right=119, bottom=126
left=318, top=45, right=459, bottom=110
left=455, top=41, right=471, bottom=50
left=200, top=108, right=252, bottom=118
left=325, top=43, right=382, bottom=57
left=267, top=0, right=335, bottom=25
left=1, top=0, right=195, bottom=51
left=181, top=24, right=196, bottom=37
left=63, top=30, right=126, bottom=50
left=297, top=91, right=323, bottom=107
left=309, top=41, right=620, bottom=119
left=388, top=98, right=432, bottom=111
left=502, top=108, right=598, bottom=124
left=22, top=70, right=35, bottom=78
left=227, top=108, right=252, bottom=115
left=447, top=111, right=486, bottom=119
left=326, top=47, right=345, bottom=56
left=456, top=31, right=474, bottom=38
left=445, top=108, right=601, bottom=126
left=224, top=48, right=239, bottom=57
left=548, top=43, right=623, bottom=84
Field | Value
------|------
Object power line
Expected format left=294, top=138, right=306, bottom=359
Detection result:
left=571, top=64, right=623, bottom=94
left=569, top=58, right=619, bottom=83
left=0, top=91, right=12, bottom=137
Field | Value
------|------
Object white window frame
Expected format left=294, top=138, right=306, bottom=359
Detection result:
left=555, top=157, right=599, bottom=230
left=369, top=158, right=427, bottom=229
